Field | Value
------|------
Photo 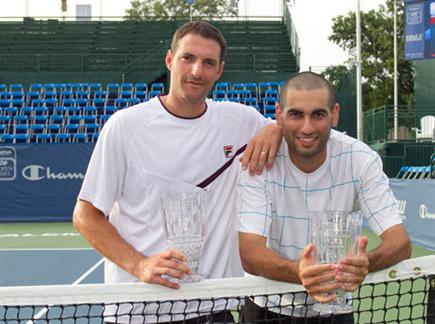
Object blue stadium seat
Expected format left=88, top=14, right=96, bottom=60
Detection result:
left=148, top=90, right=161, bottom=98
left=21, top=106, right=33, bottom=117
left=243, top=97, right=257, bottom=107
left=73, top=133, right=87, bottom=143
left=54, top=83, right=67, bottom=92
left=212, top=90, right=226, bottom=100
left=14, top=133, right=30, bottom=143
left=61, top=90, right=74, bottom=101
left=135, top=90, right=147, bottom=101
left=83, top=105, right=97, bottom=116
left=63, top=99, right=77, bottom=107
left=83, top=115, right=97, bottom=124
left=33, top=115, right=48, bottom=125
left=93, top=98, right=106, bottom=110
left=107, top=83, right=120, bottom=102
left=115, top=98, right=128, bottom=109
left=67, top=115, right=82, bottom=125
left=151, top=82, right=164, bottom=93
left=66, top=106, right=81, bottom=116
left=121, top=90, right=133, bottom=99
left=32, top=99, right=45, bottom=108
left=11, top=99, right=24, bottom=109
left=0, top=99, right=10, bottom=108
left=128, top=98, right=141, bottom=106
left=232, top=83, right=245, bottom=91
left=0, top=134, right=14, bottom=143
left=10, top=83, right=23, bottom=93
left=27, top=91, right=40, bottom=103
left=29, top=83, right=42, bottom=93
left=35, top=133, right=52, bottom=144
left=88, top=83, right=102, bottom=94
left=70, top=83, right=86, bottom=92
left=11, top=92, right=24, bottom=100
left=34, top=106, right=49, bottom=116
left=47, top=124, right=61, bottom=135
left=267, top=81, right=280, bottom=91
left=0, top=92, right=11, bottom=100
left=84, top=122, right=99, bottom=135
left=44, top=91, right=57, bottom=100
left=93, top=90, right=107, bottom=100
left=0, top=124, right=7, bottom=135
left=245, top=82, right=257, bottom=98
left=120, top=83, right=133, bottom=92
left=43, top=83, right=56, bottom=93
left=135, top=83, right=148, bottom=93
left=14, top=115, right=29, bottom=125
left=0, top=84, right=7, bottom=92
left=215, top=82, right=229, bottom=91
left=76, top=90, right=89, bottom=100
left=31, top=124, right=46, bottom=136
left=104, top=105, right=117, bottom=115
left=50, top=115, right=64, bottom=126
left=227, top=90, right=240, bottom=101
left=55, top=133, right=71, bottom=143
left=64, top=123, right=80, bottom=134
left=5, top=107, right=18, bottom=117
left=264, top=105, right=276, bottom=114
left=76, top=98, right=88, bottom=108
left=14, top=124, right=29, bottom=135
left=263, top=97, right=277, bottom=106
left=239, top=89, right=251, bottom=99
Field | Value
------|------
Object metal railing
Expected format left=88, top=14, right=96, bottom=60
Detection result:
left=363, top=105, right=435, bottom=144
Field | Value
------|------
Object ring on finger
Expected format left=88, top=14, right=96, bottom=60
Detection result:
left=260, top=151, right=267, bottom=156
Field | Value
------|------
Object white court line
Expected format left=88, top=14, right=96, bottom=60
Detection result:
left=0, top=247, right=94, bottom=251
left=25, top=257, right=105, bottom=324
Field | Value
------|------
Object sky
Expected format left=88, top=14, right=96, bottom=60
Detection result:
left=0, top=0, right=387, bottom=71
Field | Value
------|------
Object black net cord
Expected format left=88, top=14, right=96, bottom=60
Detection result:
left=428, top=275, right=435, bottom=322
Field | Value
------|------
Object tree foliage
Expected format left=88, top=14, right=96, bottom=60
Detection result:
left=327, top=0, right=413, bottom=110
left=125, top=0, right=238, bottom=20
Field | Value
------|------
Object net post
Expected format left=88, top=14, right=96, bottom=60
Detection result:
left=428, top=275, right=435, bottom=322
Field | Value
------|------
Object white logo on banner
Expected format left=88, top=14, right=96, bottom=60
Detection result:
left=397, top=199, right=407, bottom=221
left=0, top=146, right=17, bottom=181
left=419, top=204, right=435, bottom=220
left=22, top=164, right=85, bottom=181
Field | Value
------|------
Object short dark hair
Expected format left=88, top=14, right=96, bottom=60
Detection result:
left=279, top=71, right=336, bottom=109
left=171, top=21, right=227, bottom=63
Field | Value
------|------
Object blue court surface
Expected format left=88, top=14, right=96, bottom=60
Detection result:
left=0, top=248, right=103, bottom=287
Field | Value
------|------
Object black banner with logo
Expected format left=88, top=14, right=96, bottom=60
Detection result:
left=0, top=144, right=94, bottom=222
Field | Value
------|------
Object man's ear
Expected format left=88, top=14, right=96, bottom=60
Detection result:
left=165, top=50, right=173, bottom=70
left=331, top=103, right=340, bottom=128
left=276, top=104, right=283, bottom=127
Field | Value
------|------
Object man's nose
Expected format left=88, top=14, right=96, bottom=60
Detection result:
left=190, top=61, right=202, bottom=78
left=301, top=117, right=314, bottom=134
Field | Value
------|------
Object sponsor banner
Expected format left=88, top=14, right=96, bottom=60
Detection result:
left=0, top=144, right=94, bottom=222
left=404, top=1, right=425, bottom=60
left=389, top=179, right=435, bottom=250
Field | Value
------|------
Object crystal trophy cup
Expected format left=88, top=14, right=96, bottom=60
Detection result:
left=161, top=190, right=207, bottom=283
left=309, top=210, right=363, bottom=314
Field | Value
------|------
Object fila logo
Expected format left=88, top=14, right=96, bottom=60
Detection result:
left=223, top=145, right=234, bottom=159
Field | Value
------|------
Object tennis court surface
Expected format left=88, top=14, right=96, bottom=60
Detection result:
left=1, top=223, right=434, bottom=323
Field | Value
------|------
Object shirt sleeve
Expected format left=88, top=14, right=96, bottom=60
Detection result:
left=356, top=151, right=403, bottom=236
left=236, top=165, right=272, bottom=237
left=77, top=112, right=128, bottom=216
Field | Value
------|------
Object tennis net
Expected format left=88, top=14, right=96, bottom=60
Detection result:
left=1, top=255, right=434, bottom=323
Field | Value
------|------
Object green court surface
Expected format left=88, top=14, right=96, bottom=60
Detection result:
left=0, top=222, right=89, bottom=249
left=0, top=223, right=433, bottom=257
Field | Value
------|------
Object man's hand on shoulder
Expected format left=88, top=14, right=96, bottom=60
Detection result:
left=240, top=124, right=282, bottom=176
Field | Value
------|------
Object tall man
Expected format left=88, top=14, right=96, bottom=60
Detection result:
left=237, top=71, right=411, bottom=324
left=73, top=21, right=281, bottom=323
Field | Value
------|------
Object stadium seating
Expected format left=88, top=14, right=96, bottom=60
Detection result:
left=0, top=81, right=289, bottom=145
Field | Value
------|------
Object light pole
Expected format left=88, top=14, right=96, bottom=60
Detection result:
left=393, top=0, right=399, bottom=141
left=356, top=0, right=363, bottom=141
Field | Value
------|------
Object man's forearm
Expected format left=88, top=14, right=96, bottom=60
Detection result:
left=367, top=224, right=412, bottom=272
left=240, top=233, right=300, bottom=283
left=73, top=200, right=145, bottom=278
